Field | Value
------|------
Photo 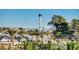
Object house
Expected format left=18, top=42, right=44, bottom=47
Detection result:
left=0, top=37, right=10, bottom=42
left=13, top=33, right=22, bottom=42
left=32, top=35, right=37, bottom=41
left=0, top=32, right=11, bottom=42
left=22, top=34, right=32, bottom=40
left=43, top=35, right=49, bottom=43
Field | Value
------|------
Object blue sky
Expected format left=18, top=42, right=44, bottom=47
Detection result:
left=0, top=9, right=79, bottom=28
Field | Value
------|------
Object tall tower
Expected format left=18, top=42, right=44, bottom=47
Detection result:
left=38, top=14, right=43, bottom=32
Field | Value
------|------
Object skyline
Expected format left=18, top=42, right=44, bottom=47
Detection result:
left=0, top=9, right=79, bottom=29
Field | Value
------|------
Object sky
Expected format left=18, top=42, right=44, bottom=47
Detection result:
left=0, top=9, right=79, bottom=29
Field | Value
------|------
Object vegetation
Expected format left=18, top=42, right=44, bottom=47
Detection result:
left=9, top=39, right=79, bottom=50
left=0, top=15, right=79, bottom=50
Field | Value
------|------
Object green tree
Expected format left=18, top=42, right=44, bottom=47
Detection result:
left=48, top=15, right=69, bottom=39
left=71, top=19, right=79, bottom=40
left=71, top=19, right=79, bottom=30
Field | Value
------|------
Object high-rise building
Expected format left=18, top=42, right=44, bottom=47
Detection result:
left=38, top=14, right=43, bottom=32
